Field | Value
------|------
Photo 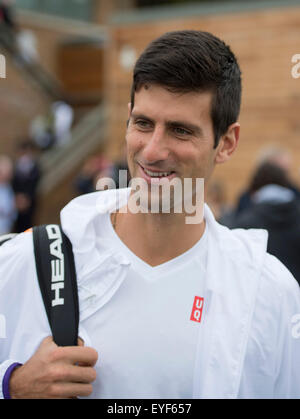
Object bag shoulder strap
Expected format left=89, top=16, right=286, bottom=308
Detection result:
left=32, top=224, right=79, bottom=347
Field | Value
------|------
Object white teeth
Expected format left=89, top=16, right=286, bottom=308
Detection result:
left=143, top=168, right=172, bottom=177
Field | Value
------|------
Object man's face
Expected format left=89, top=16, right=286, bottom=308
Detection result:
left=125, top=84, right=229, bottom=213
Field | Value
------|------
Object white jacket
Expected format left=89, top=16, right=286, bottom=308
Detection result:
left=0, top=188, right=300, bottom=399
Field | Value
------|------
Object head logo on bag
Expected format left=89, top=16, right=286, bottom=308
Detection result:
left=46, top=225, right=65, bottom=307
left=33, top=224, right=79, bottom=346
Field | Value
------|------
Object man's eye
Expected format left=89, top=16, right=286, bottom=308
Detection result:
left=173, top=127, right=191, bottom=136
left=135, top=120, right=151, bottom=129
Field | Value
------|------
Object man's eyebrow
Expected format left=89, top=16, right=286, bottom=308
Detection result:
left=130, top=112, right=153, bottom=122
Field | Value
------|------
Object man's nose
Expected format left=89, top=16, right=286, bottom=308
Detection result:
left=142, top=126, right=169, bottom=163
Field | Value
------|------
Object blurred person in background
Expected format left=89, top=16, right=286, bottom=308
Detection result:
left=30, top=110, right=56, bottom=151
left=30, top=101, right=74, bottom=152
left=0, top=0, right=17, bottom=55
left=0, top=0, right=39, bottom=69
left=0, top=154, right=16, bottom=234
left=0, top=0, right=15, bottom=30
left=75, top=150, right=130, bottom=196
left=230, top=161, right=300, bottom=284
left=51, top=101, right=74, bottom=147
left=12, top=140, right=41, bottom=232
left=235, top=146, right=300, bottom=216
left=74, top=154, right=115, bottom=195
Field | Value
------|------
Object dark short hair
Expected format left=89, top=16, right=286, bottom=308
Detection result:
left=130, top=30, right=242, bottom=148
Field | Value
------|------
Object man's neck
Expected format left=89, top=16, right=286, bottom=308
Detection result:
left=111, top=206, right=206, bottom=267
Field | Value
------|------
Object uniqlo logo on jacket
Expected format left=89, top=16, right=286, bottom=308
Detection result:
left=190, top=296, right=204, bottom=323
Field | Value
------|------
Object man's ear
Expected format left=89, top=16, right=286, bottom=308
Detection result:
left=214, top=122, right=240, bottom=165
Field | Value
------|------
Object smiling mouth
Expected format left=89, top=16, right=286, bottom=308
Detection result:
left=138, top=164, right=176, bottom=180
